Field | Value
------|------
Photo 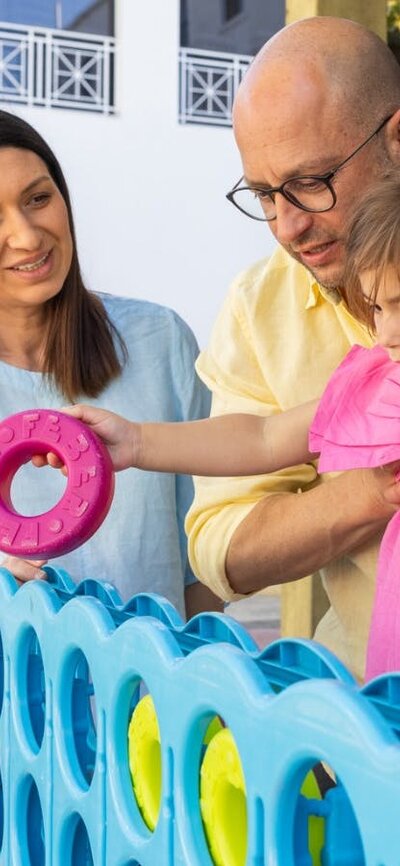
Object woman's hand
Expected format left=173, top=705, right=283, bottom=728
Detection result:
left=0, top=555, right=47, bottom=583
left=31, top=405, right=141, bottom=473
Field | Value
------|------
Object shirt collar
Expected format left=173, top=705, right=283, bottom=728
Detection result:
left=305, top=276, right=342, bottom=309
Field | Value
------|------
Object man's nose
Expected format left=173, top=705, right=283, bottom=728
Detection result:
left=4, top=210, right=42, bottom=250
left=272, top=193, right=314, bottom=245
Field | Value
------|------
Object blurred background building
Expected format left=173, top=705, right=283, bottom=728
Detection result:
left=0, top=1, right=390, bottom=346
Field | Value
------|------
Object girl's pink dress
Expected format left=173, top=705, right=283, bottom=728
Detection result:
left=309, top=344, right=400, bottom=681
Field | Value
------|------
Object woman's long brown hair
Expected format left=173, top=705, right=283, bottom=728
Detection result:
left=0, top=110, right=127, bottom=401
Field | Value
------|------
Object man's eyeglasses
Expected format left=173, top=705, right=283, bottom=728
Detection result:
left=226, top=114, right=393, bottom=222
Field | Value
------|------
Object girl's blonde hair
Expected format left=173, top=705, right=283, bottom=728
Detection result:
left=346, top=174, right=400, bottom=329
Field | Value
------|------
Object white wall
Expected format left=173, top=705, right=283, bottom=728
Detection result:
left=0, top=0, right=276, bottom=347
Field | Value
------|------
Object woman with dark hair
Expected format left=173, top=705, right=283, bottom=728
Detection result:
left=0, top=110, right=218, bottom=618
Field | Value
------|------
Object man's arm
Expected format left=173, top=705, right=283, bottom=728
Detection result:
left=185, top=255, right=396, bottom=603
left=185, top=581, right=224, bottom=617
left=226, top=463, right=400, bottom=593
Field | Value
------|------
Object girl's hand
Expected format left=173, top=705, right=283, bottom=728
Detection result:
left=31, top=405, right=141, bottom=473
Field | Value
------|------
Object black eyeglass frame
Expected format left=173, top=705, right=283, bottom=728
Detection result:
left=226, top=113, right=394, bottom=221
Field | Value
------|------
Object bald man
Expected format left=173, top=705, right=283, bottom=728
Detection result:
left=186, top=17, right=400, bottom=681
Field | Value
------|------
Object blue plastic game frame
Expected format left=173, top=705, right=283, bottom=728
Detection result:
left=0, top=564, right=399, bottom=866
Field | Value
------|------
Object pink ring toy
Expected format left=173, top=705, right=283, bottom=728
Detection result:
left=0, top=409, right=115, bottom=558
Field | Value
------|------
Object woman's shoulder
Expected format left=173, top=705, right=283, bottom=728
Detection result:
left=95, top=291, right=194, bottom=337
left=95, top=292, right=200, bottom=368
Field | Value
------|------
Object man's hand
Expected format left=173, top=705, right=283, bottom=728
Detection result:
left=0, top=555, right=47, bottom=584
left=227, top=462, right=400, bottom=595
left=363, top=461, right=400, bottom=514
left=31, top=405, right=141, bottom=473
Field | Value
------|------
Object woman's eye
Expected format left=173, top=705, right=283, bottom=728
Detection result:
left=29, top=192, right=51, bottom=206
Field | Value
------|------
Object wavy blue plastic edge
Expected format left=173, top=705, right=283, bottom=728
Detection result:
left=13, top=565, right=399, bottom=709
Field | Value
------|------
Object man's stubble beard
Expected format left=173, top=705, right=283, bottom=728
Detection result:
left=281, top=241, right=345, bottom=291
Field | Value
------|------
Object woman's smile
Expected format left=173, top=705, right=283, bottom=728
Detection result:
left=7, top=249, right=54, bottom=280
left=6, top=249, right=54, bottom=282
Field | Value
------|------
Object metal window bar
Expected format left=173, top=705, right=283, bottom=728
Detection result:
left=0, top=36, right=28, bottom=102
left=179, top=46, right=252, bottom=127
left=0, top=20, right=115, bottom=114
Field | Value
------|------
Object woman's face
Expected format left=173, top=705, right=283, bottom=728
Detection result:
left=0, top=147, right=73, bottom=312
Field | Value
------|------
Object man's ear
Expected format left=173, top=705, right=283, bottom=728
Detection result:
left=385, top=108, right=400, bottom=165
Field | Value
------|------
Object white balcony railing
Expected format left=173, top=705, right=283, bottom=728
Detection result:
left=0, top=21, right=115, bottom=113
left=179, top=46, right=252, bottom=127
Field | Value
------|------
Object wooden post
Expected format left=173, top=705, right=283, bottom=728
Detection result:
left=281, top=575, right=329, bottom=639
left=285, top=0, right=387, bottom=40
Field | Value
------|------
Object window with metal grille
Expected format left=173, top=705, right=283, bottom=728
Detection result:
left=179, top=0, right=284, bottom=127
left=224, top=0, right=242, bottom=22
left=0, top=0, right=116, bottom=113
left=0, top=0, right=114, bottom=37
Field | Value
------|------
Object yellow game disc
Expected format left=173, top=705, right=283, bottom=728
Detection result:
left=200, top=727, right=247, bottom=866
left=203, top=714, right=224, bottom=745
left=128, top=696, right=324, bottom=864
left=128, top=694, right=161, bottom=831
left=301, top=770, right=325, bottom=866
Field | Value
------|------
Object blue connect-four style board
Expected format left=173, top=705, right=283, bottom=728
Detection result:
left=0, top=564, right=398, bottom=866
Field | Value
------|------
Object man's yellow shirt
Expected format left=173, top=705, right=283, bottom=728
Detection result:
left=186, top=245, right=375, bottom=681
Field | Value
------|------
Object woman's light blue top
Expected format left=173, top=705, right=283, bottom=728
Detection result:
left=0, top=293, right=210, bottom=616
